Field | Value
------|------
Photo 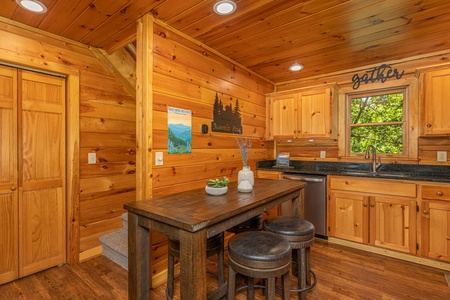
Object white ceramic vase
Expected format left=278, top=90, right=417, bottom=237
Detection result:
left=237, top=166, right=254, bottom=192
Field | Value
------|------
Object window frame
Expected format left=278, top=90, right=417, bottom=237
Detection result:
left=345, top=86, right=409, bottom=158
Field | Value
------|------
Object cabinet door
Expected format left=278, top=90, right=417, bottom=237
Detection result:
left=269, top=93, right=298, bottom=139
left=370, top=196, right=416, bottom=254
left=0, top=66, right=18, bottom=285
left=422, top=69, right=450, bottom=135
left=18, top=71, right=66, bottom=277
left=329, top=191, right=369, bottom=243
left=298, top=88, right=332, bottom=138
left=421, top=200, right=450, bottom=262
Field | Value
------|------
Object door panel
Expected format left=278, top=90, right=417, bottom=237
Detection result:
left=422, top=201, right=450, bottom=262
left=19, top=188, right=65, bottom=276
left=370, top=196, right=416, bottom=254
left=18, top=70, right=66, bottom=277
left=0, top=66, right=18, bottom=284
left=330, top=191, right=369, bottom=243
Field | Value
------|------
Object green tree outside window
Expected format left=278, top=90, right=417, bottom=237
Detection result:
left=349, top=90, right=405, bottom=154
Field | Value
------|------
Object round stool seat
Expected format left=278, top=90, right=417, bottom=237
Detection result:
left=227, top=231, right=292, bottom=300
left=228, top=231, right=291, bottom=269
left=264, top=216, right=315, bottom=242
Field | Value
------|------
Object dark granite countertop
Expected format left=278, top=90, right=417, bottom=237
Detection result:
left=256, top=160, right=450, bottom=183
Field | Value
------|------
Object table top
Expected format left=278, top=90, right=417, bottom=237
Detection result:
left=124, top=178, right=304, bottom=233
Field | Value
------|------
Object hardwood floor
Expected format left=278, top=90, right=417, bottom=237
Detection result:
left=1, top=240, right=449, bottom=299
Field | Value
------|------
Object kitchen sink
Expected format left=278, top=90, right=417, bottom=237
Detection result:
left=344, top=171, right=413, bottom=178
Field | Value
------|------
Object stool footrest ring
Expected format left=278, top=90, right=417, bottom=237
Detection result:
left=275, top=269, right=317, bottom=295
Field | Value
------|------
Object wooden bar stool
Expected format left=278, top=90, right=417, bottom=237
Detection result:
left=166, top=232, right=225, bottom=300
left=263, top=216, right=316, bottom=300
left=227, top=231, right=291, bottom=300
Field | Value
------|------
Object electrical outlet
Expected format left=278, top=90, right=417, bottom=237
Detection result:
left=88, top=153, right=96, bottom=164
left=437, top=151, right=447, bottom=162
left=320, top=151, right=326, bottom=158
left=155, top=152, right=163, bottom=166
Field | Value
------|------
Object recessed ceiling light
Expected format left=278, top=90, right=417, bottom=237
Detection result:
left=213, top=0, right=237, bottom=15
left=16, top=0, right=47, bottom=14
left=289, top=62, right=303, bottom=72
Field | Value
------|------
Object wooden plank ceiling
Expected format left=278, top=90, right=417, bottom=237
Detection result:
left=2, top=0, right=450, bottom=83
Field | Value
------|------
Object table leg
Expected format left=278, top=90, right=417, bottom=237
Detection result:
left=179, top=228, right=207, bottom=300
left=292, top=189, right=303, bottom=218
left=128, top=212, right=150, bottom=300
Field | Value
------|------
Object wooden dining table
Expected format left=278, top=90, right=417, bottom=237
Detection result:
left=124, top=178, right=305, bottom=300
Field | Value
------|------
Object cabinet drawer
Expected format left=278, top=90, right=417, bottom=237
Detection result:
left=329, top=176, right=417, bottom=198
left=256, top=170, right=282, bottom=180
left=421, top=184, right=450, bottom=201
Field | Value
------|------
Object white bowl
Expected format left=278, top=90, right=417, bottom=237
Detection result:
left=205, top=186, right=228, bottom=196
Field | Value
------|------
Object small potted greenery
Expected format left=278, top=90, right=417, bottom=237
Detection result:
left=205, top=177, right=229, bottom=195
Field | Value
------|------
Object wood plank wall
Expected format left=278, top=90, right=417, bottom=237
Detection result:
left=273, top=51, right=450, bottom=165
left=151, top=22, right=273, bottom=197
left=0, top=18, right=136, bottom=261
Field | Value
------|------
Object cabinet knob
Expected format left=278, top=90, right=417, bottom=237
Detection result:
left=11, top=186, right=16, bottom=191
left=370, top=203, right=375, bottom=207
left=427, top=124, right=432, bottom=128
left=437, top=191, right=443, bottom=196
left=423, top=210, right=429, bottom=215
left=363, top=203, right=368, bottom=207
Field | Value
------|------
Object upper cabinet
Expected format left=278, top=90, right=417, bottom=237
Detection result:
left=266, top=84, right=338, bottom=140
left=420, top=68, right=450, bottom=136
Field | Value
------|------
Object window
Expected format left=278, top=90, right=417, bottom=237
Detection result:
left=347, top=87, right=407, bottom=155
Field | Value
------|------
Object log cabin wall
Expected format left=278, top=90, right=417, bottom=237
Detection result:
left=150, top=21, right=274, bottom=197
left=0, top=18, right=136, bottom=262
left=273, top=51, right=450, bottom=166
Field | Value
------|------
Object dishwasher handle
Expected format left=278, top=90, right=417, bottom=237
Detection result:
left=283, top=175, right=325, bottom=183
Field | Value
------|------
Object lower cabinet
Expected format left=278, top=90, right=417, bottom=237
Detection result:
left=420, top=184, right=450, bottom=263
left=328, top=176, right=417, bottom=254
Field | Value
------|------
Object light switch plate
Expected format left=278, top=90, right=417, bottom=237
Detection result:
left=437, top=151, right=447, bottom=162
left=155, top=152, right=163, bottom=166
left=88, top=153, right=96, bottom=164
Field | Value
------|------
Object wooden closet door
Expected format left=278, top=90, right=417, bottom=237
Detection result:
left=0, top=66, right=18, bottom=284
left=18, top=70, right=66, bottom=277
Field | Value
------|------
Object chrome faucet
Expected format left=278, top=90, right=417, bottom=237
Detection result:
left=365, top=145, right=381, bottom=172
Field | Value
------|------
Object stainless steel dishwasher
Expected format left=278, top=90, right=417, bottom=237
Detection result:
left=282, top=173, right=328, bottom=239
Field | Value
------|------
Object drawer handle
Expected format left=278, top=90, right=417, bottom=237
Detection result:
left=437, top=191, right=443, bottom=196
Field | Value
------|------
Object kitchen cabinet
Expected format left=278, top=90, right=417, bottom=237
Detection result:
left=0, top=65, right=66, bottom=285
left=328, top=176, right=417, bottom=254
left=256, top=170, right=282, bottom=180
left=420, top=183, right=450, bottom=263
left=266, top=84, right=337, bottom=140
left=420, top=68, right=450, bottom=135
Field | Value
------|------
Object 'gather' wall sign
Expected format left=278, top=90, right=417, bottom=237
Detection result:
left=352, top=64, right=404, bottom=90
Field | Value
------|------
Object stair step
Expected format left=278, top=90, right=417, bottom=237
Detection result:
left=99, top=213, right=130, bottom=269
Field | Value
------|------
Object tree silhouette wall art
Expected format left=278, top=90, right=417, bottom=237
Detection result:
left=211, top=92, right=242, bottom=134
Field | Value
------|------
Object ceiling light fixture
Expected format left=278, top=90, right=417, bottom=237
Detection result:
left=213, top=0, right=237, bottom=15
left=289, top=62, right=303, bottom=72
left=16, top=0, right=47, bottom=13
